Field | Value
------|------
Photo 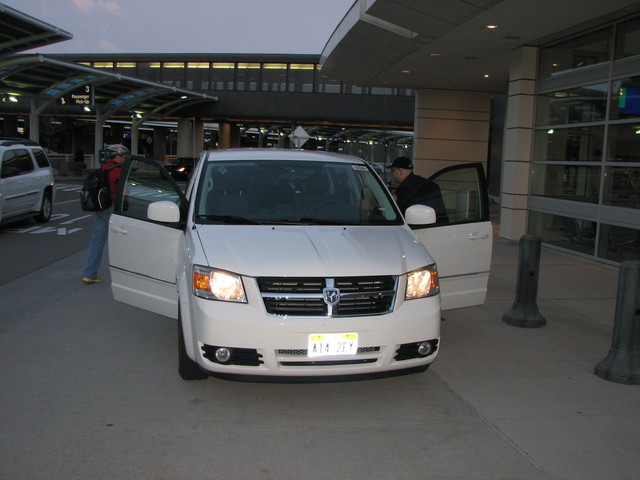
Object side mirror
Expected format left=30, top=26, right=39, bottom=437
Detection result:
left=147, top=200, right=181, bottom=223
left=405, top=204, right=436, bottom=226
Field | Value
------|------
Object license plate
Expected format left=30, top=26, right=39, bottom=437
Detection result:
left=308, top=333, right=358, bottom=357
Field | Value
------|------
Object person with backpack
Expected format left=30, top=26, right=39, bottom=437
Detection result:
left=81, top=144, right=128, bottom=284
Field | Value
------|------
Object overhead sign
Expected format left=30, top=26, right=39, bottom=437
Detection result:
left=289, top=126, right=310, bottom=149
left=59, top=85, right=92, bottom=106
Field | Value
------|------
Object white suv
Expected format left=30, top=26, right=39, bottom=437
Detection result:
left=0, top=139, right=55, bottom=224
left=108, top=149, right=492, bottom=381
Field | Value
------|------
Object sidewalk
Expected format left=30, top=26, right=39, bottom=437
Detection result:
left=433, top=225, right=640, bottom=479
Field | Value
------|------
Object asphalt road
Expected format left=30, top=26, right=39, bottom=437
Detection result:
left=0, top=182, right=94, bottom=286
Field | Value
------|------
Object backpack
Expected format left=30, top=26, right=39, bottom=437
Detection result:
left=80, top=164, right=121, bottom=211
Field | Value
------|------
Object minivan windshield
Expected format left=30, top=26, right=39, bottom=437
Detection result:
left=194, top=160, right=402, bottom=226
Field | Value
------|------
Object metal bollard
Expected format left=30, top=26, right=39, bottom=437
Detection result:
left=503, top=234, right=546, bottom=328
left=594, top=260, right=640, bottom=385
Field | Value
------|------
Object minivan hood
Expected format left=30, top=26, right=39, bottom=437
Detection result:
left=195, top=225, right=433, bottom=277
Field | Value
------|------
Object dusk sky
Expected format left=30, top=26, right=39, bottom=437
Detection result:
left=8, top=0, right=355, bottom=55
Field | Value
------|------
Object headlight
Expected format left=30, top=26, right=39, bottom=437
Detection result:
left=405, top=264, right=439, bottom=300
left=192, top=265, right=247, bottom=302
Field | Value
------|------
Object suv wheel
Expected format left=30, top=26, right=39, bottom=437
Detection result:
left=34, top=191, right=52, bottom=223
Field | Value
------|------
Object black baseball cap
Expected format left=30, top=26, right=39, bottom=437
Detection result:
left=387, top=157, right=413, bottom=169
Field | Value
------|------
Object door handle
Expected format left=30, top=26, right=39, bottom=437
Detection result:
left=111, top=224, right=127, bottom=234
left=468, top=232, right=489, bottom=240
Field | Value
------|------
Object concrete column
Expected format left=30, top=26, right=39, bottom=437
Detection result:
left=153, top=127, right=166, bottom=162
left=29, top=99, right=40, bottom=144
left=94, top=109, right=105, bottom=169
left=499, top=46, right=538, bottom=242
left=177, top=118, right=193, bottom=157
left=413, top=89, right=490, bottom=177
left=218, top=122, right=241, bottom=149
left=194, top=119, right=205, bottom=155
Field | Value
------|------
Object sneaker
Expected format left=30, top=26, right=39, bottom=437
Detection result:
left=82, top=276, right=103, bottom=284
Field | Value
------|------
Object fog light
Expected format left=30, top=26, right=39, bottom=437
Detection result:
left=417, top=341, right=433, bottom=356
left=215, top=347, right=232, bottom=363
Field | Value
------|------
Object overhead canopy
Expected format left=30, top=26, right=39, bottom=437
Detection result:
left=321, top=0, right=640, bottom=93
left=0, top=2, right=72, bottom=55
left=0, top=54, right=218, bottom=119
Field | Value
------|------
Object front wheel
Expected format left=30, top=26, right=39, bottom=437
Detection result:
left=34, top=191, right=52, bottom=223
left=178, top=309, right=208, bottom=380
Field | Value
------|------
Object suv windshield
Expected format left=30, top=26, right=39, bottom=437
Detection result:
left=194, top=159, right=402, bottom=226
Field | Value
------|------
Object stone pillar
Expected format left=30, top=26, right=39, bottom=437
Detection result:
left=153, top=127, right=166, bottom=162
left=194, top=119, right=205, bottom=155
left=499, top=46, right=538, bottom=242
left=29, top=100, right=40, bottom=144
left=413, top=89, right=490, bottom=177
left=177, top=118, right=193, bottom=158
left=218, top=122, right=241, bottom=149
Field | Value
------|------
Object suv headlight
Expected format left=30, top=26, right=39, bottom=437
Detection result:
left=405, top=264, right=439, bottom=300
left=192, top=265, right=247, bottom=302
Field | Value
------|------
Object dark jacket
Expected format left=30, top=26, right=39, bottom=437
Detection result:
left=395, top=173, right=449, bottom=224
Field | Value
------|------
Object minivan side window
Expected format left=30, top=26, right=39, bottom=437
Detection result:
left=32, top=149, right=50, bottom=168
left=16, top=149, right=34, bottom=174
left=1, top=150, right=20, bottom=178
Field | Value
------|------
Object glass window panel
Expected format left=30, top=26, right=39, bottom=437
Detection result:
left=539, top=28, right=612, bottom=78
left=598, top=223, right=640, bottom=262
left=608, top=124, right=640, bottom=162
left=316, top=67, right=341, bottom=93
left=162, top=62, right=185, bottom=87
left=212, top=63, right=235, bottom=90
left=137, top=62, right=162, bottom=83
left=536, top=84, right=607, bottom=125
left=531, top=164, right=601, bottom=203
left=288, top=64, right=315, bottom=92
left=528, top=211, right=596, bottom=255
left=615, top=16, right=640, bottom=59
left=603, top=166, right=640, bottom=209
left=186, top=62, right=210, bottom=90
left=262, top=64, right=287, bottom=92
left=533, top=126, right=604, bottom=162
left=371, top=87, right=394, bottom=95
left=611, top=76, right=640, bottom=120
left=236, top=63, right=260, bottom=91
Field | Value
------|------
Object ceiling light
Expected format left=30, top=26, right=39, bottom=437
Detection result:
left=483, top=74, right=491, bottom=78
left=485, top=24, right=499, bottom=29
left=429, top=53, right=441, bottom=57
left=401, top=69, right=411, bottom=74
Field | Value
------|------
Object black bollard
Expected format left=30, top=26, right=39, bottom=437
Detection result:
left=594, top=260, right=640, bottom=385
left=503, top=234, right=546, bottom=328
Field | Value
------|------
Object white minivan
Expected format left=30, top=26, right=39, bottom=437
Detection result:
left=108, top=149, right=491, bottom=380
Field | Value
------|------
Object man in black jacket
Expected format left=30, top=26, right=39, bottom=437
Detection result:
left=387, top=156, right=449, bottom=224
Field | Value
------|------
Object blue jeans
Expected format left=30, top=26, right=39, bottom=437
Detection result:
left=82, top=206, right=112, bottom=278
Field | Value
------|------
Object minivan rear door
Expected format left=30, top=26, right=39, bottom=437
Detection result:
left=411, top=163, right=493, bottom=310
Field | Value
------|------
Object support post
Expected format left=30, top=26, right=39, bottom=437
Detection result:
left=503, top=234, right=546, bottom=328
left=594, top=260, right=640, bottom=384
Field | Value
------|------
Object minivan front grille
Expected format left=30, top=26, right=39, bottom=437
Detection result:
left=257, top=276, right=397, bottom=317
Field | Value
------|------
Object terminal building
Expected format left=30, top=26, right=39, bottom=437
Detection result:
left=1, top=0, right=639, bottom=266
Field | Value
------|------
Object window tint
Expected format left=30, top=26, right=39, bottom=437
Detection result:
left=32, top=149, right=50, bottom=168
left=429, top=164, right=488, bottom=225
left=195, top=160, right=402, bottom=226
left=16, top=149, right=34, bottom=173
left=1, top=149, right=33, bottom=177
left=115, top=157, right=183, bottom=220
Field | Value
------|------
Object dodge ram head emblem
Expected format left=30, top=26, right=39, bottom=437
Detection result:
left=323, top=288, right=340, bottom=306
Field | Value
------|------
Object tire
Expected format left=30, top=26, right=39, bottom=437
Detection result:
left=34, top=191, right=52, bottom=223
left=178, top=309, right=208, bottom=380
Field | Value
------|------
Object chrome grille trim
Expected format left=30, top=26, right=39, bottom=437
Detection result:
left=258, top=276, right=397, bottom=317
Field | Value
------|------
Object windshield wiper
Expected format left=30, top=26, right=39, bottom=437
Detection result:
left=197, top=214, right=259, bottom=225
